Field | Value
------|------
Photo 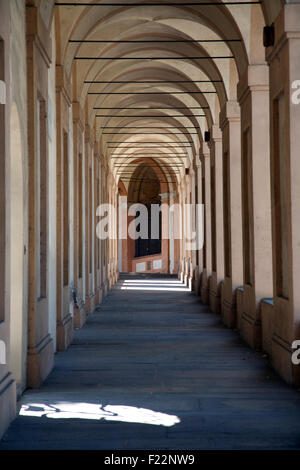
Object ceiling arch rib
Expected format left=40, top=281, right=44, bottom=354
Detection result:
left=64, top=9, right=243, bottom=159
left=96, top=91, right=210, bottom=146
left=116, top=157, right=178, bottom=190
left=114, top=155, right=184, bottom=191
left=58, top=2, right=250, bottom=76
left=73, top=25, right=234, bottom=105
left=87, top=63, right=219, bottom=145
left=103, top=114, right=198, bottom=165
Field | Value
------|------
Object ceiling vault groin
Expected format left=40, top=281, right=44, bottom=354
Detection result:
left=55, top=0, right=265, bottom=185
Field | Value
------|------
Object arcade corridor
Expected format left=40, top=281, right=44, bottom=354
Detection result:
left=1, top=275, right=300, bottom=450
left=1, top=0, right=300, bottom=449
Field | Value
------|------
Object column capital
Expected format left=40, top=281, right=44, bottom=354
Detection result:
left=209, top=124, right=222, bottom=144
left=56, top=65, right=72, bottom=106
left=194, top=153, right=201, bottom=167
left=85, top=123, right=94, bottom=147
left=159, top=192, right=169, bottom=201
left=266, top=4, right=300, bottom=63
left=200, top=142, right=210, bottom=162
left=237, top=64, right=269, bottom=104
left=72, top=101, right=85, bottom=133
left=219, top=100, right=241, bottom=130
left=169, top=190, right=178, bottom=199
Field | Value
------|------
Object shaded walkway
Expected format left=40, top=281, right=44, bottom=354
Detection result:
left=2, top=275, right=300, bottom=450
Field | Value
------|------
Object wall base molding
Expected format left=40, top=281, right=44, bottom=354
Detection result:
left=57, top=313, right=73, bottom=351
left=27, top=334, right=54, bottom=388
left=241, top=311, right=262, bottom=350
left=0, top=373, right=16, bottom=439
left=74, top=304, right=86, bottom=329
left=271, top=333, right=300, bottom=387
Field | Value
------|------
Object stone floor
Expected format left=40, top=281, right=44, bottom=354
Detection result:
left=2, top=274, right=300, bottom=450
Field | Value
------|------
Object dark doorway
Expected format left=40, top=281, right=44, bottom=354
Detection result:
left=135, top=204, right=162, bottom=257
left=128, top=163, right=162, bottom=258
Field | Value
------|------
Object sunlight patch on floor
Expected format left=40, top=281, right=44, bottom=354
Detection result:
left=121, top=280, right=183, bottom=284
left=118, top=279, right=191, bottom=291
left=119, top=286, right=191, bottom=291
left=19, top=402, right=180, bottom=427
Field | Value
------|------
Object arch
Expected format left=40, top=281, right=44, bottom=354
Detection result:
left=9, top=102, right=26, bottom=392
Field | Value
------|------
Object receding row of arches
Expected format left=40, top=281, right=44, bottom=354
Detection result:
left=1, top=0, right=300, bottom=441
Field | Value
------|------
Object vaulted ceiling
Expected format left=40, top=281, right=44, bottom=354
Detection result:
left=37, top=0, right=285, bottom=187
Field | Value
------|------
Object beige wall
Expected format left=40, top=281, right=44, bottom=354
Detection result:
left=0, top=0, right=28, bottom=437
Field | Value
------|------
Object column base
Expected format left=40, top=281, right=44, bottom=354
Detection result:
left=200, top=269, right=209, bottom=304
left=74, top=304, right=86, bottom=329
left=220, top=281, right=224, bottom=316
left=85, top=293, right=96, bottom=315
left=102, top=281, right=108, bottom=297
left=57, top=313, right=73, bottom=351
left=240, top=285, right=262, bottom=349
left=222, top=278, right=237, bottom=328
left=179, top=260, right=185, bottom=283
left=0, top=373, right=16, bottom=439
left=193, top=267, right=201, bottom=296
left=240, top=312, right=262, bottom=350
left=236, top=287, right=244, bottom=330
left=96, top=286, right=103, bottom=305
left=27, top=333, right=54, bottom=388
left=209, top=273, right=221, bottom=313
left=271, top=333, right=300, bottom=387
left=261, top=299, right=274, bottom=356
left=222, top=300, right=236, bottom=328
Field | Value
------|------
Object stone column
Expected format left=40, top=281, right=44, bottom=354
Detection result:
left=100, top=158, right=107, bottom=294
left=72, top=102, right=86, bottom=328
left=179, top=181, right=185, bottom=282
left=169, top=190, right=175, bottom=274
left=56, top=65, right=74, bottom=350
left=113, top=183, right=119, bottom=283
left=194, top=160, right=203, bottom=296
left=91, top=145, right=96, bottom=297
left=209, top=125, right=224, bottom=313
left=184, top=173, right=193, bottom=287
left=119, top=194, right=128, bottom=273
left=103, top=162, right=109, bottom=293
left=93, top=145, right=100, bottom=302
left=117, top=192, right=123, bottom=274
left=26, top=7, right=54, bottom=383
left=219, top=101, right=243, bottom=328
left=190, top=168, right=197, bottom=290
left=200, top=144, right=211, bottom=304
left=237, top=64, right=273, bottom=347
left=108, top=174, right=114, bottom=287
left=266, top=4, right=300, bottom=385
left=97, top=156, right=103, bottom=302
left=84, top=124, right=95, bottom=314
left=172, top=190, right=180, bottom=275
left=160, top=192, right=170, bottom=274
left=0, top=0, right=16, bottom=436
